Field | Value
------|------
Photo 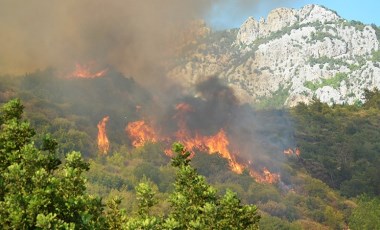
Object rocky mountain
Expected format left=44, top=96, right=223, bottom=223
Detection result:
left=168, top=4, right=380, bottom=107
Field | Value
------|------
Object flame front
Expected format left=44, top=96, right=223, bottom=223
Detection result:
left=126, top=120, right=158, bottom=147
left=181, top=129, right=244, bottom=174
left=247, top=166, right=280, bottom=184
left=123, top=102, right=280, bottom=184
left=97, top=116, right=110, bottom=155
left=69, top=63, right=107, bottom=78
left=171, top=103, right=245, bottom=174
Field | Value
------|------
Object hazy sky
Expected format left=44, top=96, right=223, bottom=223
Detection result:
left=207, top=0, right=380, bottom=29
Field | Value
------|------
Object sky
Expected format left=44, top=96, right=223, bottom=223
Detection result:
left=207, top=0, right=380, bottom=29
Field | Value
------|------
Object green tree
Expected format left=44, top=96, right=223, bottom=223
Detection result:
left=0, top=99, right=105, bottom=229
left=124, top=181, right=162, bottom=229
left=363, top=88, right=380, bottom=109
left=0, top=99, right=261, bottom=229
left=349, top=196, right=380, bottom=230
left=163, top=142, right=260, bottom=229
left=105, top=196, right=127, bottom=229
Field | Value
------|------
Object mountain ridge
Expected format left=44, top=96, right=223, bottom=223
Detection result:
left=168, top=4, right=380, bottom=107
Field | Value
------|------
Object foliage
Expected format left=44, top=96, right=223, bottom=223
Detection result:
left=3, top=68, right=373, bottom=228
left=308, top=56, right=349, bottom=68
left=363, top=87, right=380, bottom=109
left=0, top=99, right=105, bottom=228
left=349, top=196, right=380, bottom=229
left=259, top=215, right=302, bottom=230
left=256, top=85, right=290, bottom=109
left=304, top=72, right=348, bottom=90
left=347, top=20, right=366, bottom=31
left=0, top=99, right=261, bottom=228
left=371, top=23, right=380, bottom=41
left=309, top=31, right=339, bottom=42
left=291, top=91, right=380, bottom=197
left=163, top=142, right=261, bottom=229
left=372, top=50, right=380, bottom=62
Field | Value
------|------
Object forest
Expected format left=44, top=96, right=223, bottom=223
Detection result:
left=0, top=70, right=379, bottom=229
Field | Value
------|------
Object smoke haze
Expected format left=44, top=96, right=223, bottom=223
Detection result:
left=1, top=0, right=298, bottom=182
left=0, top=0, right=288, bottom=84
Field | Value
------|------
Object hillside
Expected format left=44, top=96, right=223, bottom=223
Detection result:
left=1, top=3, right=380, bottom=229
left=1, top=68, right=380, bottom=228
left=169, top=4, right=380, bottom=108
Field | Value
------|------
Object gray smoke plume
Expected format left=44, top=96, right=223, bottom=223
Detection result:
left=2, top=0, right=296, bottom=180
left=0, top=0, right=289, bottom=86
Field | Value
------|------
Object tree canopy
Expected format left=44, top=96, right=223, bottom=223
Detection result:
left=0, top=98, right=260, bottom=229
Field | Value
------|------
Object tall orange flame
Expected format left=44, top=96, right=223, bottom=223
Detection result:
left=97, top=116, right=110, bottom=155
left=123, top=102, right=280, bottom=184
left=126, top=120, right=158, bottom=147
left=180, top=129, right=244, bottom=174
left=69, top=63, right=107, bottom=78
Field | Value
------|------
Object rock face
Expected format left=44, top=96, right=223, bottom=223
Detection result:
left=168, top=4, right=380, bottom=107
left=236, top=5, right=340, bottom=46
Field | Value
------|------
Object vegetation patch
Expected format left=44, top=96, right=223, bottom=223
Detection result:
left=371, top=50, right=380, bottom=62
left=255, top=85, right=290, bottom=109
left=304, top=72, right=348, bottom=90
left=308, top=56, right=349, bottom=67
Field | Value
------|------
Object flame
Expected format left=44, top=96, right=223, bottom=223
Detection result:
left=283, top=147, right=301, bottom=157
left=97, top=116, right=110, bottom=155
left=261, top=167, right=280, bottom=184
left=199, top=129, right=244, bottom=174
left=170, top=128, right=244, bottom=174
left=69, top=63, right=107, bottom=78
left=171, top=103, right=245, bottom=173
left=295, top=147, right=301, bottom=157
left=123, top=102, right=280, bottom=184
left=126, top=120, right=158, bottom=147
left=283, top=148, right=294, bottom=156
left=248, top=167, right=280, bottom=184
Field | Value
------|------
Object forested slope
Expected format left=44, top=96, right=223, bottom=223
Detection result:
left=0, top=70, right=379, bottom=229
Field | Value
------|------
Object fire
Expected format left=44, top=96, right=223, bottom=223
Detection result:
left=199, top=129, right=244, bottom=174
left=247, top=166, right=280, bottom=184
left=123, top=102, right=280, bottom=184
left=126, top=120, right=158, bottom=147
left=69, top=63, right=107, bottom=78
left=283, top=148, right=294, bottom=156
left=228, top=157, right=245, bottom=175
left=261, top=167, right=280, bottom=184
left=283, top=147, right=301, bottom=157
left=171, top=103, right=245, bottom=173
left=295, top=147, right=301, bottom=157
left=97, top=116, right=110, bottom=155
left=178, top=129, right=245, bottom=174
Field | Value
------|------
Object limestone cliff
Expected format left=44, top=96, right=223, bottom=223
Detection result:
left=168, top=4, right=380, bottom=107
